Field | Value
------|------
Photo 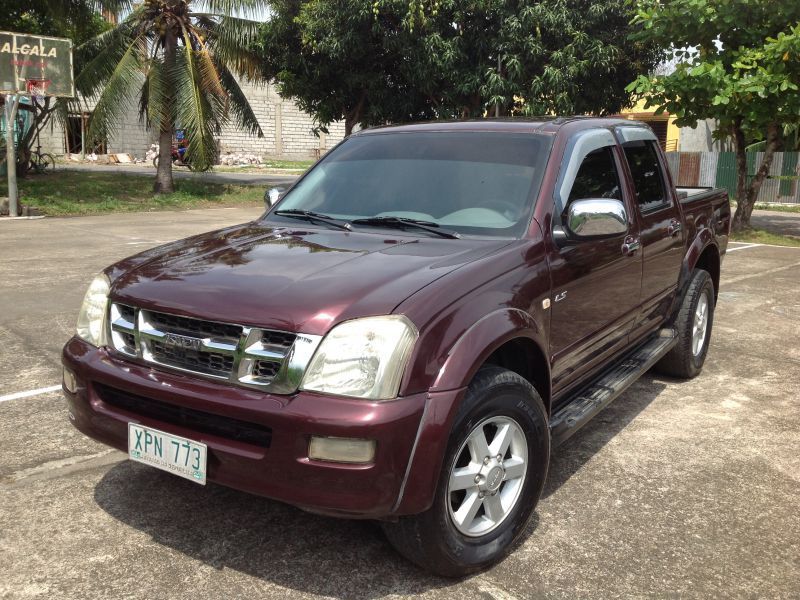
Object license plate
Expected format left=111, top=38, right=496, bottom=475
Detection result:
left=128, top=423, right=207, bottom=485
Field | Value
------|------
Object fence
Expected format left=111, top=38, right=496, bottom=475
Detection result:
left=665, top=152, right=800, bottom=204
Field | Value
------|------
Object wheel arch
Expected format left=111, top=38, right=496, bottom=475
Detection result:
left=430, top=308, right=551, bottom=414
left=694, top=244, right=721, bottom=303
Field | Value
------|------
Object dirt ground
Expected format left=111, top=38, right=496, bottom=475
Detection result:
left=1, top=208, right=798, bottom=599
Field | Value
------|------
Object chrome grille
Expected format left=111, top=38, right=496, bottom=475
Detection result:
left=108, top=303, right=322, bottom=393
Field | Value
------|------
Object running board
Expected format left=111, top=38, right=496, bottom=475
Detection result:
left=549, top=329, right=678, bottom=447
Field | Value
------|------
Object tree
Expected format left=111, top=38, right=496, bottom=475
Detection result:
left=628, top=1, right=800, bottom=231
left=257, top=0, right=437, bottom=136
left=417, top=0, right=661, bottom=118
left=78, top=0, right=266, bottom=193
left=258, top=0, right=660, bottom=134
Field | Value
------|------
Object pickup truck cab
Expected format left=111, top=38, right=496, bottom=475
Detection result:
left=62, top=117, right=730, bottom=577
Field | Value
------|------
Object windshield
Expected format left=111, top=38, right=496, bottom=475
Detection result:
left=265, top=131, right=552, bottom=238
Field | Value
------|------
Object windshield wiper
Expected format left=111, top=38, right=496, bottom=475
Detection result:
left=351, top=216, right=461, bottom=239
left=273, top=209, right=352, bottom=231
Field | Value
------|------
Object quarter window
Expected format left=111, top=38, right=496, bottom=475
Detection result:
left=623, top=141, right=670, bottom=212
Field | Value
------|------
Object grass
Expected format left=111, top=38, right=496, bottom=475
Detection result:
left=214, top=159, right=314, bottom=173
left=753, top=203, right=800, bottom=214
left=730, top=228, right=800, bottom=247
left=1, top=171, right=263, bottom=216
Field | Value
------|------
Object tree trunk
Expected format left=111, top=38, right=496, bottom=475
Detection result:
left=154, top=28, right=177, bottom=194
left=344, top=90, right=367, bottom=137
left=731, top=122, right=780, bottom=232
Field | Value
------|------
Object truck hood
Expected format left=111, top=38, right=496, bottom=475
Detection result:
left=109, top=223, right=510, bottom=335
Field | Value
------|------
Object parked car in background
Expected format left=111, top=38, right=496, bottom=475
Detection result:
left=63, top=117, right=730, bottom=576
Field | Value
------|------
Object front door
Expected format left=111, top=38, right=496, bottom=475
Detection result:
left=548, top=143, right=643, bottom=400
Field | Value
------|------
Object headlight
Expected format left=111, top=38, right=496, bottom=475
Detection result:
left=76, top=274, right=110, bottom=347
left=301, top=315, right=418, bottom=400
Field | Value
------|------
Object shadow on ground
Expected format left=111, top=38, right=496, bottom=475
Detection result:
left=542, top=376, right=668, bottom=499
left=94, top=375, right=668, bottom=596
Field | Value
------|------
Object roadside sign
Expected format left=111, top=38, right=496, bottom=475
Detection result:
left=0, top=31, right=74, bottom=97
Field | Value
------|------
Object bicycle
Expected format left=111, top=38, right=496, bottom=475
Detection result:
left=28, top=144, right=56, bottom=174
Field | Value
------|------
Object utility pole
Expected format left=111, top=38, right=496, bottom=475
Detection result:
left=4, top=94, right=21, bottom=217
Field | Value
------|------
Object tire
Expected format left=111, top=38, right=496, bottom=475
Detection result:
left=41, top=153, right=56, bottom=172
left=382, top=366, right=550, bottom=577
left=655, top=269, right=715, bottom=379
left=152, top=156, right=159, bottom=168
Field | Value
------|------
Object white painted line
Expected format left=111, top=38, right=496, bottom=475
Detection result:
left=727, top=243, right=761, bottom=252
left=0, top=385, right=61, bottom=403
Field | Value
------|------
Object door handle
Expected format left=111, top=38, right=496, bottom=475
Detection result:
left=622, top=237, right=641, bottom=257
left=668, top=219, right=682, bottom=237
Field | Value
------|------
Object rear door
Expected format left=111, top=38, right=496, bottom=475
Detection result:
left=616, top=127, right=685, bottom=341
left=548, top=129, right=643, bottom=399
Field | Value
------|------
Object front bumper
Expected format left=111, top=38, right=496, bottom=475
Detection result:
left=62, top=336, right=461, bottom=518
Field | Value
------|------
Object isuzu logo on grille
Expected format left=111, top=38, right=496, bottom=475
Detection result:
left=163, top=333, right=202, bottom=351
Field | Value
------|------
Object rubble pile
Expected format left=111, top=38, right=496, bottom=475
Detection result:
left=145, top=144, right=159, bottom=162
left=219, top=152, right=264, bottom=166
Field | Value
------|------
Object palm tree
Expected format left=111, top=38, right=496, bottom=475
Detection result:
left=76, top=0, right=265, bottom=192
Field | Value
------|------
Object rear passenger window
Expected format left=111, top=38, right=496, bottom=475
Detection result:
left=567, top=147, right=622, bottom=206
left=623, top=141, right=669, bottom=212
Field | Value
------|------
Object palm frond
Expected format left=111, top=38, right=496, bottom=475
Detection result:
left=87, top=33, right=147, bottom=142
left=74, top=18, right=141, bottom=98
left=197, top=0, right=267, bottom=19
left=139, top=57, right=170, bottom=131
left=202, top=16, right=263, bottom=80
left=217, top=63, right=264, bottom=137
left=172, top=28, right=226, bottom=170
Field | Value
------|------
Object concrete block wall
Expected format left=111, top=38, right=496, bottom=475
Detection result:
left=37, top=79, right=347, bottom=160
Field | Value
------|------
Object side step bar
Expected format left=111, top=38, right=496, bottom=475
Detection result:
left=549, top=329, right=678, bottom=447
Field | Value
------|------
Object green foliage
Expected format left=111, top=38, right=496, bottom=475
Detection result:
left=257, top=0, right=659, bottom=134
left=257, top=0, right=437, bottom=135
left=0, top=0, right=110, bottom=42
left=628, top=1, right=800, bottom=139
left=78, top=0, right=266, bottom=174
left=419, top=0, right=661, bottom=117
left=628, top=0, right=800, bottom=230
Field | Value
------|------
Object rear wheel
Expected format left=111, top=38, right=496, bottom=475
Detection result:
left=31, top=153, right=55, bottom=174
left=382, top=366, right=550, bottom=577
left=655, top=269, right=715, bottom=378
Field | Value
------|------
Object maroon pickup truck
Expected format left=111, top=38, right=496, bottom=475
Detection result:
left=62, top=117, right=730, bottom=576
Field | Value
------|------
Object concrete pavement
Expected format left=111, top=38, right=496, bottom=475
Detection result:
left=1, top=211, right=799, bottom=598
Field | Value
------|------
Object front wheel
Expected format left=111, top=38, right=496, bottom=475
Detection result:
left=152, top=156, right=159, bottom=168
left=382, top=366, right=550, bottom=577
left=655, top=268, right=715, bottom=378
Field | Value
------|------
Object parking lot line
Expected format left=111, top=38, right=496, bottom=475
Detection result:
left=727, top=243, right=761, bottom=252
left=0, top=385, right=61, bottom=403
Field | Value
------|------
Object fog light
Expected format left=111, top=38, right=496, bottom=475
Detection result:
left=308, top=436, right=376, bottom=464
left=62, top=367, right=78, bottom=393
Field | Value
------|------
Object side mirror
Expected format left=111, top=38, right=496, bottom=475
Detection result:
left=565, top=198, right=627, bottom=238
left=264, top=186, right=286, bottom=208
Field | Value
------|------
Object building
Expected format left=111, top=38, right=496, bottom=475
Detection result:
left=615, top=99, right=729, bottom=153
left=34, top=79, right=347, bottom=161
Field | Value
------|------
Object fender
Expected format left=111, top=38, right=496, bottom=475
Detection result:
left=669, top=226, right=718, bottom=321
left=393, top=308, right=549, bottom=515
left=430, top=307, right=549, bottom=394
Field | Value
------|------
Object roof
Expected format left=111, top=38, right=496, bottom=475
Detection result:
left=355, top=117, right=653, bottom=136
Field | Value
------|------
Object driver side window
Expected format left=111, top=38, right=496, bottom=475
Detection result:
left=567, top=147, right=622, bottom=205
